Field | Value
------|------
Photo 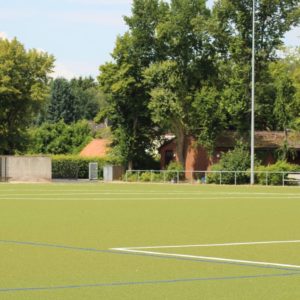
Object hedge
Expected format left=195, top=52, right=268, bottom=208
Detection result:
left=51, top=155, right=110, bottom=179
left=255, top=160, right=300, bottom=185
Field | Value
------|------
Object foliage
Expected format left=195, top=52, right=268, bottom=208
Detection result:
left=144, top=0, right=215, bottom=166
left=274, top=47, right=300, bottom=131
left=191, top=86, right=226, bottom=154
left=98, top=0, right=300, bottom=168
left=269, top=59, right=298, bottom=131
left=98, top=0, right=166, bottom=168
left=52, top=155, right=109, bottom=179
left=44, top=77, right=104, bottom=124
left=0, top=38, right=54, bottom=154
left=124, top=162, right=183, bottom=182
left=256, top=160, right=300, bottom=185
left=210, top=0, right=300, bottom=131
left=165, top=161, right=185, bottom=181
left=207, top=141, right=252, bottom=184
left=28, top=120, right=93, bottom=154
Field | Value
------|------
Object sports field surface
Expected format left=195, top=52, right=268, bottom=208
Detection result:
left=0, top=182, right=300, bottom=300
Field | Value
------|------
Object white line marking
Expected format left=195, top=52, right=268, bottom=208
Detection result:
left=0, top=192, right=299, bottom=197
left=111, top=240, right=300, bottom=270
left=117, top=240, right=300, bottom=250
left=112, top=248, right=300, bottom=270
left=1, top=196, right=300, bottom=201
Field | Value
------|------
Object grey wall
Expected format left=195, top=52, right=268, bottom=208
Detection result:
left=0, top=156, right=51, bottom=182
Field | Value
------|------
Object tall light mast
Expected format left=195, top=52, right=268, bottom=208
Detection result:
left=250, top=0, right=256, bottom=185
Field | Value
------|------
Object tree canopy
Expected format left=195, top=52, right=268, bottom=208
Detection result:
left=0, top=38, right=54, bottom=154
left=98, top=0, right=300, bottom=168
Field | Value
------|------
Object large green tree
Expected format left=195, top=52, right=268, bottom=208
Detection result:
left=144, top=0, right=216, bottom=165
left=29, top=120, right=93, bottom=154
left=98, top=0, right=167, bottom=169
left=210, top=0, right=300, bottom=131
left=44, top=77, right=103, bottom=124
left=0, top=38, right=54, bottom=154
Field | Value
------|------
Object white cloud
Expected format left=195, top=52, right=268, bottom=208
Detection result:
left=51, top=61, right=99, bottom=79
left=51, top=62, right=78, bottom=80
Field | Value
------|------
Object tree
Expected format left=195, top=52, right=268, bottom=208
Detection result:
left=191, top=85, right=226, bottom=154
left=144, top=0, right=215, bottom=166
left=47, top=78, right=76, bottom=124
left=144, top=61, right=189, bottom=165
left=0, top=38, right=54, bottom=154
left=210, top=0, right=300, bottom=131
left=28, top=120, right=93, bottom=154
left=70, top=77, right=104, bottom=120
left=44, top=77, right=103, bottom=124
left=98, top=0, right=167, bottom=169
left=277, top=47, right=300, bottom=130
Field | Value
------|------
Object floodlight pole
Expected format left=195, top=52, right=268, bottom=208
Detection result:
left=250, top=0, right=256, bottom=185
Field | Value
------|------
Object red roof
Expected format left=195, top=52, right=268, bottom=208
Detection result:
left=159, top=131, right=300, bottom=150
left=80, top=139, right=110, bottom=157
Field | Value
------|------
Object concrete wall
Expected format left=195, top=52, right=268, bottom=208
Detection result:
left=0, top=156, right=51, bottom=182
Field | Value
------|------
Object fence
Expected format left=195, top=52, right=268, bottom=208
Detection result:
left=125, top=170, right=300, bottom=186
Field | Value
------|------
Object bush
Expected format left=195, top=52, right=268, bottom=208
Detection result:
left=140, top=172, right=152, bottom=182
left=52, top=155, right=109, bottom=179
left=206, top=163, right=222, bottom=184
left=207, top=141, right=252, bottom=184
left=256, top=160, right=300, bottom=185
left=165, top=161, right=185, bottom=181
left=29, top=120, right=93, bottom=155
left=124, top=172, right=138, bottom=182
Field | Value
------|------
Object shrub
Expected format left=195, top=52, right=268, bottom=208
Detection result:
left=52, top=155, right=109, bottom=179
left=207, top=141, right=252, bottom=184
left=206, top=163, right=222, bottom=184
left=29, top=120, right=93, bottom=155
left=124, top=172, right=138, bottom=182
left=165, top=161, right=185, bottom=182
left=256, top=160, right=300, bottom=185
left=140, top=172, right=152, bottom=182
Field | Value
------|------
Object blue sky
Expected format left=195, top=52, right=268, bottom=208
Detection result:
left=1, top=0, right=299, bottom=79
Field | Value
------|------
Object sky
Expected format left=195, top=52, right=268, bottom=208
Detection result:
left=1, top=0, right=299, bottom=79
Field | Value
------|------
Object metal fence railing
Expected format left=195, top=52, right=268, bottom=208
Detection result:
left=124, top=170, right=300, bottom=186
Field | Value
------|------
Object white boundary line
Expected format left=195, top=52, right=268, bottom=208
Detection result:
left=0, top=192, right=299, bottom=197
left=117, top=240, right=300, bottom=250
left=1, top=196, right=300, bottom=201
left=112, top=240, right=300, bottom=270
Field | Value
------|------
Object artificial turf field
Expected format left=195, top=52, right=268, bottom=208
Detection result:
left=0, top=183, right=300, bottom=300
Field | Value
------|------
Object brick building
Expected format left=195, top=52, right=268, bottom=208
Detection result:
left=159, top=131, right=300, bottom=179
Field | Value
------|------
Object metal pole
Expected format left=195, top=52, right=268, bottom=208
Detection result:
left=250, top=0, right=256, bottom=185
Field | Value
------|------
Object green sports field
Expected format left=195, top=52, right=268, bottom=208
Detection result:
left=0, top=183, right=300, bottom=300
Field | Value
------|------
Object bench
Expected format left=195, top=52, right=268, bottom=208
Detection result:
left=284, top=174, right=300, bottom=185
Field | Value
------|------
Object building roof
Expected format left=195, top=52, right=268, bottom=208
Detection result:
left=215, top=131, right=300, bottom=149
left=159, top=131, right=300, bottom=150
left=79, top=139, right=110, bottom=158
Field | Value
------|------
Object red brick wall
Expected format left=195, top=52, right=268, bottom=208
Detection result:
left=159, top=139, right=299, bottom=180
left=160, top=138, right=213, bottom=179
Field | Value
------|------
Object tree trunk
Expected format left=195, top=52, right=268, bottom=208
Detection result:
left=175, top=125, right=187, bottom=169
